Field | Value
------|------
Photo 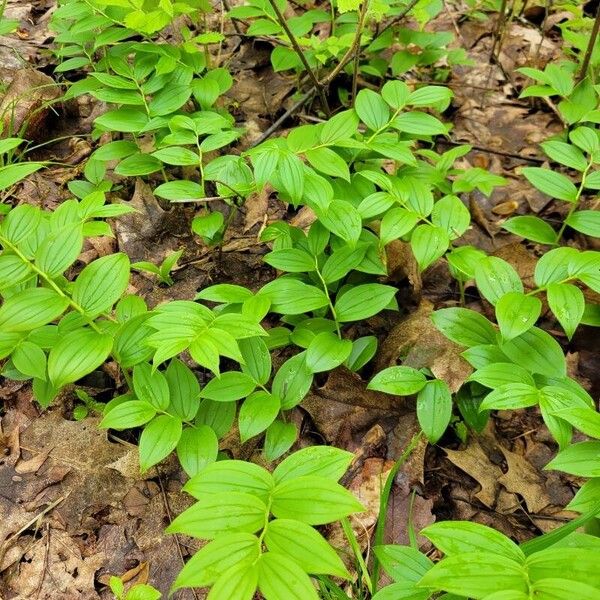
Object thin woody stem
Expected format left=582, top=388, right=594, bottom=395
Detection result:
left=578, top=1, right=600, bottom=82
left=266, top=0, right=330, bottom=116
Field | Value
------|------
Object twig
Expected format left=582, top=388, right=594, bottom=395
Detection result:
left=489, top=0, right=508, bottom=62
left=437, top=138, right=545, bottom=163
left=578, top=0, right=600, bottom=82
left=321, top=1, right=369, bottom=86
left=265, top=0, right=330, bottom=115
left=34, top=525, right=50, bottom=600
left=156, top=467, right=200, bottom=600
left=351, top=2, right=369, bottom=105
left=249, top=88, right=316, bottom=147
left=221, top=0, right=242, bottom=34
left=370, top=0, right=419, bottom=46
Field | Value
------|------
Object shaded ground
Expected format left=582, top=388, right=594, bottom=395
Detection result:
left=0, top=0, right=599, bottom=597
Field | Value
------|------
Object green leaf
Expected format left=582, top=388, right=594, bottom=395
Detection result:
left=165, top=358, right=200, bottom=420
left=410, top=224, right=449, bottom=271
left=334, top=284, right=397, bottom=322
left=566, top=210, right=600, bottom=236
left=468, top=363, right=535, bottom=388
left=420, top=521, right=525, bottom=562
left=264, top=420, right=297, bottom=461
left=239, top=391, right=280, bottom=443
left=258, top=552, right=319, bottom=600
left=534, top=247, right=578, bottom=286
left=381, top=80, right=410, bottom=110
left=72, top=253, right=130, bottom=317
left=567, top=479, right=600, bottom=513
left=305, top=147, right=350, bottom=181
left=133, top=363, right=170, bottom=411
left=474, top=257, right=523, bottom=305
left=545, top=441, right=600, bottom=477
left=114, top=153, right=162, bottom=176
left=321, top=244, right=368, bottom=284
left=208, top=561, right=258, bottom=600
left=184, top=459, right=274, bottom=502
left=521, top=167, right=578, bottom=202
left=355, top=89, right=390, bottom=130
left=48, top=329, right=112, bottom=389
left=306, top=332, right=352, bottom=373
left=0, top=162, right=43, bottom=190
left=417, top=553, right=528, bottom=598
left=265, top=519, right=350, bottom=578
left=530, top=579, right=600, bottom=600
left=392, top=112, right=447, bottom=135
left=139, top=414, right=182, bottom=472
left=526, top=548, right=600, bottom=589
left=502, top=216, right=557, bottom=244
left=167, top=492, right=267, bottom=538
left=239, top=337, right=272, bottom=385
left=272, top=352, right=313, bottom=409
left=1, top=204, right=41, bottom=243
left=480, top=383, right=540, bottom=410
left=380, top=207, right=419, bottom=245
left=541, top=141, right=587, bottom=171
left=346, top=336, right=377, bottom=371
left=95, top=108, right=148, bottom=133
left=151, top=146, right=199, bottom=166
left=495, top=292, right=541, bottom=341
left=200, top=371, right=256, bottom=402
left=368, top=366, right=427, bottom=396
left=431, top=308, right=497, bottom=347
left=0, top=254, right=32, bottom=288
left=263, top=248, right=316, bottom=273
left=93, top=140, right=139, bottom=161
left=416, top=379, right=452, bottom=443
left=546, top=282, right=584, bottom=339
left=154, top=180, right=204, bottom=200
left=501, top=326, right=566, bottom=377
left=172, top=533, right=259, bottom=590
left=316, top=200, right=362, bottom=244
left=148, top=84, right=192, bottom=116
left=271, top=475, right=363, bottom=524
left=570, top=126, right=599, bottom=155
left=273, top=446, right=354, bottom=483
left=100, top=400, right=156, bottom=429
left=197, top=284, right=254, bottom=303
left=12, top=341, right=46, bottom=380
left=374, top=545, right=433, bottom=583
left=278, top=152, right=304, bottom=203
left=176, top=425, right=218, bottom=477
left=35, top=224, right=83, bottom=277
left=259, top=279, right=329, bottom=315
left=320, top=110, right=359, bottom=144
left=0, top=288, right=68, bottom=332
left=431, top=195, right=470, bottom=239
left=408, top=85, right=452, bottom=107
left=553, top=406, right=600, bottom=439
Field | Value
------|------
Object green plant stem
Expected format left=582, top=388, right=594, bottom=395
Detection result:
left=315, top=264, right=341, bottom=337
left=371, top=431, right=423, bottom=592
left=458, top=279, right=466, bottom=306
left=0, top=234, right=105, bottom=334
left=578, top=0, right=600, bottom=82
left=555, top=162, right=592, bottom=243
left=265, top=0, right=330, bottom=116
left=341, top=517, right=372, bottom=595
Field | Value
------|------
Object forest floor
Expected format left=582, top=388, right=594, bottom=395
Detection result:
left=0, top=1, right=599, bottom=598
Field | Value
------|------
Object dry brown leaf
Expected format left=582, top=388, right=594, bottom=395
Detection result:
left=376, top=300, right=472, bottom=393
left=497, top=446, right=551, bottom=513
left=445, top=438, right=502, bottom=508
